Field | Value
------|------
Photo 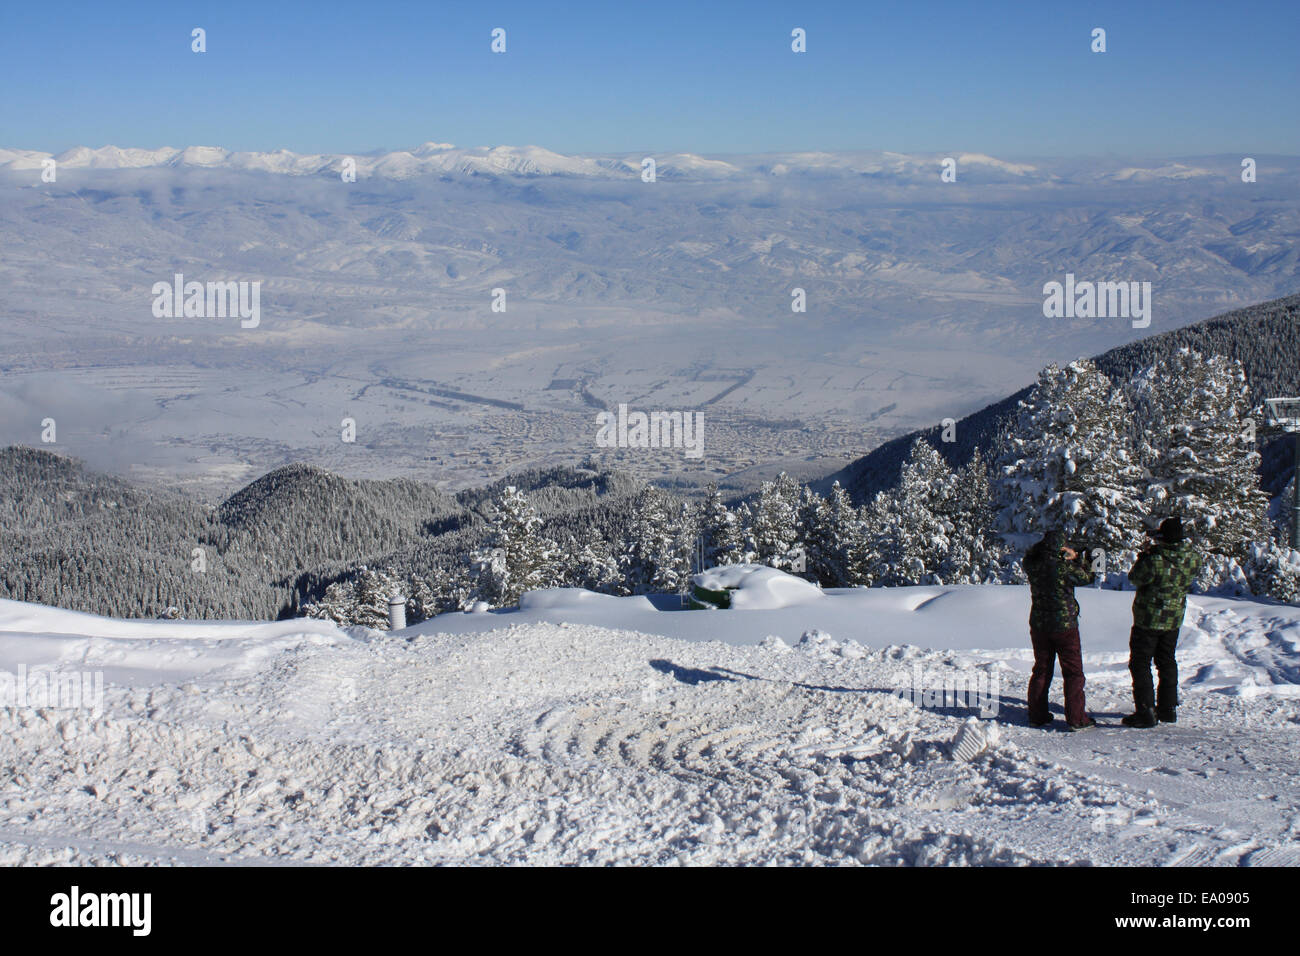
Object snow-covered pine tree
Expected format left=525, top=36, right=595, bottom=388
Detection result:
left=734, top=500, right=756, bottom=563
left=994, top=360, right=1147, bottom=558
left=1243, top=539, right=1300, bottom=603
left=946, top=447, right=1008, bottom=583
left=850, top=493, right=885, bottom=587
left=619, top=486, right=692, bottom=594
left=1132, top=349, right=1267, bottom=557
left=673, top=498, right=702, bottom=600
left=405, top=575, right=440, bottom=623
left=567, top=532, right=620, bottom=593
left=747, top=473, right=804, bottom=571
left=354, top=568, right=401, bottom=629
left=698, top=483, right=744, bottom=567
left=301, top=578, right=357, bottom=627
left=861, top=490, right=911, bottom=586
left=470, top=486, right=561, bottom=607
left=794, top=485, right=826, bottom=582
left=1274, top=476, right=1296, bottom=548
left=801, top=480, right=862, bottom=587
left=302, top=565, right=403, bottom=629
left=864, top=438, right=954, bottom=586
left=410, top=563, right=474, bottom=618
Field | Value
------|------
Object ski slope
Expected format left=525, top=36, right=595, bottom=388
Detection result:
left=1, top=583, right=1298, bottom=866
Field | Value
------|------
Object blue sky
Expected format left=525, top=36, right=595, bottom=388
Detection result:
left=3, top=0, right=1297, bottom=157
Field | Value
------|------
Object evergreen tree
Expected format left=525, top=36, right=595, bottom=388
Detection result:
left=1244, top=540, right=1300, bottom=603
left=1274, top=476, right=1296, bottom=548
left=619, top=486, right=692, bottom=594
left=848, top=494, right=885, bottom=587
left=411, top=563, right=473, bottom=618
left=566, top=532, right=621, bottom=593
left=1135, top=348, right=1268, bottom=556
left=945, top=448, right=1008, bottom=583
left=302, top=565, right=403, bottom=629
left=672, top=498, right=702, bottom=599
left=864, top=439, right=953, bottom=585
left=794, top=485, right=825, bottom=582
left=470, top=486, right=560, bottom=607
left=803, top=481, right=863, bottom=587
left=747, top=473, right=804, bottom=571
left=698, top=483, right=744, bottom=567
left=734, top=500, right=756, bottom=562
left=994, top=360, right=1147, bottom=557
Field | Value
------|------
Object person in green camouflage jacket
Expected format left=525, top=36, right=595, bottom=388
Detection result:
left=1123, top=517, right=1202, bottom=728
left=1023, top=529, right=1096, bottom=730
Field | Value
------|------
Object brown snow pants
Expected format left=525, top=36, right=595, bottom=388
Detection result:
left=1027, top=626, right=1088, bottom=727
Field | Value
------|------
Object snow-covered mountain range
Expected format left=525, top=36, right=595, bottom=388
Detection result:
left=0, top=142, right=1277, bottom=186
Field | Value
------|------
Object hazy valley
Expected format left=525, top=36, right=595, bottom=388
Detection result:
left=2, top=145, right=1298, bottom=496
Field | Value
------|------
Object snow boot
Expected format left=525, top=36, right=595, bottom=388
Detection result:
left=1157, top=708, right=1177, bottom=724
left=1068, top=717, right=1097, bottom=732
left=1122, top=709, right=1158, bottom=728
left=1029, top=717, right=1054, bottom=729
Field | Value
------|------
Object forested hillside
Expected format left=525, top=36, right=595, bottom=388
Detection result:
left=5, top=294, right=1299, bottom=624
left=0, top=449, right=635, bottom=620
left=818, top=292, right=1300, bottom=503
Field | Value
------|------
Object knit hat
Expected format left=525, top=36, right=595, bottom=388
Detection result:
left=1157, top=517, right=1184, bottom=543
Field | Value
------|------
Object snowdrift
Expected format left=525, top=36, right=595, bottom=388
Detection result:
left=0, top=598, right=357, bottom=686
left=415, top=578, right=1300, bottom=696
left=690, top=563, right=825, bottom=610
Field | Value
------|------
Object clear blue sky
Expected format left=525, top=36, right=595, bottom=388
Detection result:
left=3, top=0, right=1297, bottom=157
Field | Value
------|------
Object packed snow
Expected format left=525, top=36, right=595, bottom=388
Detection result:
left=2, top=583, right=1299, bottom=866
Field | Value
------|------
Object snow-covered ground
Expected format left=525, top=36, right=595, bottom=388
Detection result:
left=2, top=582, right=1299, bottom=866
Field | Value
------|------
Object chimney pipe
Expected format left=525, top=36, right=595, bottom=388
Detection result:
left=388, top=593, right=407, bottom=631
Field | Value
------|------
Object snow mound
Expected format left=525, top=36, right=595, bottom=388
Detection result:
left=0, top=599, right=355, bottom=687
left=692, top=564, right=824, bottom=610
left=520, top=588, right=637, bottom=611
left=0, top=598, right=346, bottom=642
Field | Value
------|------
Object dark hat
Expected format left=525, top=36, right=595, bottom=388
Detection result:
left=1156, top=517, right=1184, bottom=543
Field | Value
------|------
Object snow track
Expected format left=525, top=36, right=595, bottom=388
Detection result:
left=2, top=593, right=1299, bottom=865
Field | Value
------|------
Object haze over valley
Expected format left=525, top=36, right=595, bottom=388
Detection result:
left=3, top=144, right=1297, bottom=495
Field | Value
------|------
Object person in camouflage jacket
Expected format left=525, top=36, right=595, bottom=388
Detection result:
left=1023, top=529, right=1096, bottom=730
left=1123, top=517, right=1202, bottom=727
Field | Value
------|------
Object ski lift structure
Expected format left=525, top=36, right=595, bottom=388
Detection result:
left=1264, top=397, right=1300, bottom=548
left=1265, top=397, right=1300, bottom=432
